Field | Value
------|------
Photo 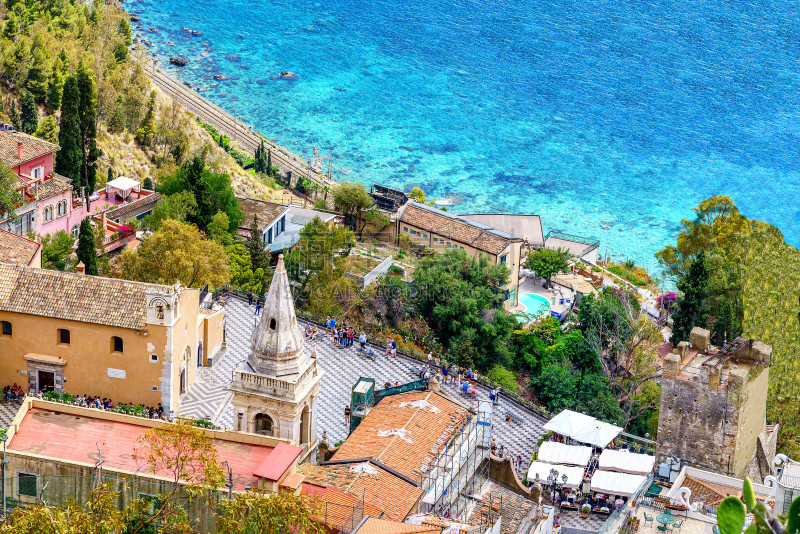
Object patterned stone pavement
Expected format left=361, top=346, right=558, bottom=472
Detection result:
left=0, top=398, right=23, bottom=429
left=179, top=296, right=546, bottom=462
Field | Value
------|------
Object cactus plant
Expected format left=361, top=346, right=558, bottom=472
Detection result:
left=717, top=477, right=800, bottom=534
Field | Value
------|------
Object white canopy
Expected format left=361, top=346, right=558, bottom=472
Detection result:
left=590, top=470, right=647, bottom=498
left=105, top=176, right=140, bottom=198
left=598, top=449, right=656, bottom=475
left=543, top=409, right=622, bottom=448
left=537, top=441, right=592, bottom=467
left=527, top=461, right=584, bottom=489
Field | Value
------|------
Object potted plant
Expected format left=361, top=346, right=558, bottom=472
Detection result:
left=581, top=504, right=591, bottom=518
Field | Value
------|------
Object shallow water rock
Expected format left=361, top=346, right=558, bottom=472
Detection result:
left=169, top=56, right=189, bottom=66
left=213, top=74, right=226, bottom=80
left=129, top=13, right=140, bottom=21
left=226, top=54, right=241, bottom=61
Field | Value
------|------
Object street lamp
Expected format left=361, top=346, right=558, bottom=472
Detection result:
left=2, top=434, right=8, bottom=515
left=222, top=461, right=233, bottom=501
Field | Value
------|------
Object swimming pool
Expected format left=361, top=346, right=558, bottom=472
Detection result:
left=516, top=293, right=551, bottom=320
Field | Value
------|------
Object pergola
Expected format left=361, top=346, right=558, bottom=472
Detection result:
left=105, top=176, right=141, bottom=200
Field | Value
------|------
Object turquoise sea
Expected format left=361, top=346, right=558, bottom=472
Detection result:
left=129, top=0, right=800, bottom=273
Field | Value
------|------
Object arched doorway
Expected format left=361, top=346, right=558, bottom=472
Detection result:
left=197, top=342, right=203, bottom=367
left=254, top=413, right=274, bottom=436
left=300, top=406, right=310, bottom=444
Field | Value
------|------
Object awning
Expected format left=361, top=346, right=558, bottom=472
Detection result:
left=105, top=176, right=140, bottom=198
left=598, top=449, right=656, bottom=475
left=590, top=470, right=648, bottom=498
left=543, top=409, right=622, bottom=448
left=24, top=353, right=66, bottom=366
left=527, top=461, right=584, bottom=489
left=537, top=441, right=592, bottom=467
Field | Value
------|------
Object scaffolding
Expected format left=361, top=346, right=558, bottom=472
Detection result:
left=349, top=377, right=375, bottom=434
left=418, top=400, right=493, bottom=522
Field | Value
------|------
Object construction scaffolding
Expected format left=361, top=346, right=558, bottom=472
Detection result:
left=418, top=400, right=493, bottom=522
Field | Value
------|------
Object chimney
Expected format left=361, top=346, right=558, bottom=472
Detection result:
left=76, top=261, right=85, bottom=275
left=17, top=142, right=22, bottom=161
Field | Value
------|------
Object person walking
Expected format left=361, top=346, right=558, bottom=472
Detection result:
left=330, top=316, right=337, bottom=337
left=248, top=290, right=253, bottom=306
left=347, top=327, right=355, bottom=348
left=344, top=405, right=351, bottom=426
left=325, top=316, right=331, bottom=335
left=359, top=331, right=367, bottom=350
left=391, top=339, right=397, bottom=359
left=386, top=338, right=392, bottom=357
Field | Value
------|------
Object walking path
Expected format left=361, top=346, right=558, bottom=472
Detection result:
left=147, top=63, right=335, bottom=190
left=178, top=297, right=546, bottom=463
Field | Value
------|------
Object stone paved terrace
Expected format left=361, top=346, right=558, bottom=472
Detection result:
left=178, top=296, right=546, bottom=463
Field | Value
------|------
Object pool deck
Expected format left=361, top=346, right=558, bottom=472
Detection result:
left=512, top=278, right=573, bottom=319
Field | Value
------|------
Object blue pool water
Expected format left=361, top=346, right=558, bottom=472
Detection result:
left=129, top=0, right=800, bottom=270
left=517, top=293, right=551, bottom=319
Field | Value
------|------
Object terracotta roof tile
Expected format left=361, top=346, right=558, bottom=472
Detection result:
left=0, top=230, right=41, bottom=266
left=399, top=203, right=520, bottom=255
left=0, top=130, right=59, bottom=167
left=302, top=484, right=383, bottom=530
left=468, top=481, right=536, bottom=534
left=104, top=192, right=161, bottom=220
left=332, top=391, right=470, bottom=483
left=0, top=262, right=170, bottom=330
left=298, top=463, right=422, bottom=522
left=37, top=177, right=72, bottom=200
left=237, top=197, right=287, bottom=230
left=358, top=517, right=442, bottom=534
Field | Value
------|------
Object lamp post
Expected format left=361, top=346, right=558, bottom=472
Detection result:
left=222, top=461, right=233, bottom=501
left=1, top=434, right=7, bottom=516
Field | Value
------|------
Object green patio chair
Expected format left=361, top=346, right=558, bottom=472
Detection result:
left=643, top=512, right=654, bottom=529
left=670, top=519, right=684, bottom=533
left=712, top=526, right=721, bottom=534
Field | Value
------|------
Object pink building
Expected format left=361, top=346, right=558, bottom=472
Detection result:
left=0, top=128, right=90, bottom=236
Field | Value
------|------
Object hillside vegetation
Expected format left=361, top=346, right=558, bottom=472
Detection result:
left=0, top=0, right=278, bottom=198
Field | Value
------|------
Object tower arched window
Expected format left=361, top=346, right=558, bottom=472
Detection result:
left=156, top=303, right=164, bottom=320
left=269, top=318, right=276, bottom=330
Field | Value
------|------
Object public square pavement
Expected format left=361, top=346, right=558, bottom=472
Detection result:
left=179, top=296, right=546, bottom=463
left=0, top=398, right=23, bottom=429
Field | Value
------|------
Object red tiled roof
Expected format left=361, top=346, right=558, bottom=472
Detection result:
left=0, top=130, right=59, bottom=167
left=358, top=517, right=442, bottom=534
left=0, top=262, right=167, bottom=330
left=254, top=442, right=303, bottom=481
left=9, top=409, right=290, bottom=490
left=0, top=229, right=41, bottom=267
left=298, top=463, right=422, bottom=522
left=332, top=391, right=469, bottom=482
left=399, top=203, right=520, bottom=255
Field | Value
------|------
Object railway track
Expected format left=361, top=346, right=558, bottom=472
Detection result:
left=147, top=66, right=335, bottom=189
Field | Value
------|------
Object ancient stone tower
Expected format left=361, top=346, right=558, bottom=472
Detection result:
left=230, top=254, right=323, bottom=454
left=656, top=327, right=776, bottom=481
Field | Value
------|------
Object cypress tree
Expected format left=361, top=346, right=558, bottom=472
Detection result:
left=8, top=101, right=20, bottom=130
left=55, top=76, right=83, bottom=187
left=245, top=214, right=269, bottom=272
left=671, top=249, right=710, bottom=344
left=254, top=142, right=262, bottom=173
left=185, top=156, right=214, bottom=232
left=143, top=176, right=153, bottom=190
left=76, top=218, right=98, bottom=275
left=47, top=69, right=63, bottom=111
left=76, top=62, right=99, bottom=193
left=20, top=92, right=37, bottom=134
left=107, top=166, right=113, bottom=185
left=266, top=149, right=272, bottom=176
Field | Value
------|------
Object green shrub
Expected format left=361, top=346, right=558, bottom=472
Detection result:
left=487, top=365, right=521, bottom=394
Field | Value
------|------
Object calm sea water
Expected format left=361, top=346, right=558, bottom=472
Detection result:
left=129, top=0, right=800, bottom=272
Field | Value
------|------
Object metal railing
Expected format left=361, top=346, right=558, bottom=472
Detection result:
left=544, top=230, right=600, bottom=247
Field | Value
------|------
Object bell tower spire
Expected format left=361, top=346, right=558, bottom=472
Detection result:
left=248, top=254, right=306, bottom=377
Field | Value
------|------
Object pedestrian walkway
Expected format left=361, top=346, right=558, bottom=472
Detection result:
left=178, top=297, right=546, bottom=461
left=0, top=398, right=23, bottom=428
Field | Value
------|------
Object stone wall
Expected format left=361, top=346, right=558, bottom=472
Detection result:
left=732, top=367, right=770, bottom=478
left=656, top=364, right=740, bottom=475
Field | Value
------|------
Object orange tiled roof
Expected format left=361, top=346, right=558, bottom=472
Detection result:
left=0, top=130, right=59, bottom=167
left=332, top=391, right=470, bottom=482
left=399, top=203, right=520, bottom=255
left=298, top=463, right=422, bottom=522
left=0, top=230, right=41, bottom=267
left=358, top=517, right=442, bottom=534
left=0, top=262, right=170, bottom=330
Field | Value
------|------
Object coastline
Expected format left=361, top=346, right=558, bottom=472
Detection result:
left=145, top=61, right=336, bottom=191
